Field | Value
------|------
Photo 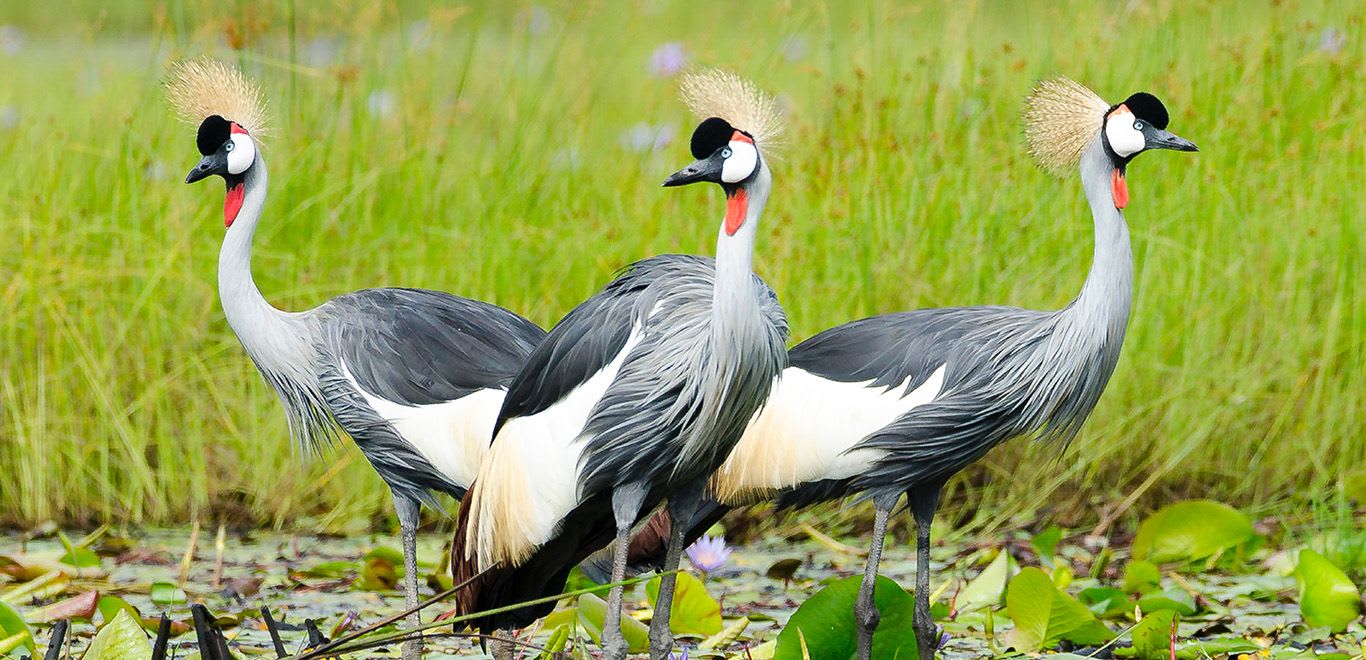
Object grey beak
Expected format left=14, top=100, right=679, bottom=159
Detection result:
left=663, top=154, right=725, bottom=187
left=1149, top=129, right=1199, bottom=153
left=185, top=153, right=226, bottom=184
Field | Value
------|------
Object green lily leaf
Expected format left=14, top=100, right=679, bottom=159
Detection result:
left=149, top=581, right=187, bottom=606
left=1294, top=549, right=1362, bottom=632
left=575, top=593, right=649, bottom=653
left=1130, top=608, right=1177, bottom=659
left=0, top=600, right=35, bottom=657
left=1137, top=589, right=1197, bottom=616
left=84, top=609, right=150, bottom=660
left=646, top=571, right=722, bottom=636
left=956, top=550, right=1017, bottom=615
left=1031, top=526, right=1062, bottom=568
left=1004, top=567, right=1114, bottom=652
left=1077, top=587, right=1129, bottom=618
left=1122, top=560, right=1162, bottom=594
left=1131, top=500, right=1255, bottom=564
left=775, top=574, right=919, bottom=660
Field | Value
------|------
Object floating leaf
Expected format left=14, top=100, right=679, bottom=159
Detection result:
left=1137, top=589, right=1197, bottom=617
left=775, top=574, right=918, bottom=660
left=1122, top=560, right=1162, bottom=594
left=363, top=547, right=405, bottom=576
left=27, top=590, right=98, bottom=623
left=646, top=571, right=722, bottom=636
left=1131, top=500, right=1255, bottom=564
left=1031, top=526, right=1063, bottom=568
left=296, top=560, right=355, bottom=579
left=1078, top=587, right=1129, bottom=618
left=956, top=550, right=1017, bottom=615
left=575, top=593, right=648, bottom=653
left=149, top=582, right=187, bottom=606
left=0, top=600, right=35, bottom=656
left=84, top=609, right=150, bottom=660
left=766, top=558, right=803, bottom=584
left=1004, top=568, right=1114, bottom=652
left=1294, top=549, right=1362, bottom=632
left=357, top=555, right=399, bottom=591
left=1130, top=609, right=1177, bottom=660
left=700, top=616, right=749, bottom=650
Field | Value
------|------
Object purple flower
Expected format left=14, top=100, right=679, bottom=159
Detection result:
left=620, top=122, right=675, bottom=153
left=685, top=534, right=731, bottom=574
left=0, top=25, right=25, bottom=56
left=649, top=42, right=687, bottom=77
left=670, top=649, right=689, bottom=660
left=1319, top=27, right=1345, bottom=55
left=935, top=625, right=951, bottom=650
left=366, top=89, right=396, bottom=118
left=781, top=35, right=808, bottom=62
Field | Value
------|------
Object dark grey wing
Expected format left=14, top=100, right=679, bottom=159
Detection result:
left=493, top=256, right=694, bottom=435
left=322, top=288, right=545, bottom=406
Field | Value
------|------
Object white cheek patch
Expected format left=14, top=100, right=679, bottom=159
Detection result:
left=721, top=140, right=758, bottom=183
left=226, top=133, right=256, bottom=175
left=1105, top=109, right=1145, bottom=158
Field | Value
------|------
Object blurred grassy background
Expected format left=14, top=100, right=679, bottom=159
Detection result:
left=0, top=0, right=1360, bottom=536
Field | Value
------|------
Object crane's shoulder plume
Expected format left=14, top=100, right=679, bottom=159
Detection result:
left=165, top=58, right=270, bottom=136
left=680, top=68, right=784, bottom=149
left=1023, top=77, right=1109, bottom=176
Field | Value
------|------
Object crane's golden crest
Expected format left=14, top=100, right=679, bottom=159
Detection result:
left=165, top=58, right=270, bottom=136
left=680, top=68, right=784, bottom=150
left=1023, top=77, right=1109, bottom=176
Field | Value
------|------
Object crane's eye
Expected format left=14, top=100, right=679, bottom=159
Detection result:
left=225, top=141, right=235, bottom=152
left=721, top=148, right=732, bottom=158
left=1133, top=121, right=1145, bottom=131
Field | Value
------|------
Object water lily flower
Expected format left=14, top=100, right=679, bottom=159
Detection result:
left=685, top=534, right=731, bottom=574
left=649, top=42, right=687, bottom=77
left=936, top=625, right=951, bottom=650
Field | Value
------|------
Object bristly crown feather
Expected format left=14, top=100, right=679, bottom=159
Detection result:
left=1023, top=77, right=1109, bottom=177
left=680, top=68, right=784, bottom=150
left=165, top=58, right=270, bottom=136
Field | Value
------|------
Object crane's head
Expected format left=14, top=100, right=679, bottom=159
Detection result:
left=165, top=59, right=268, bottom=227
left=1025, top=78, right=1196, bottom=209
left=662, top=69, right=782, bottom=235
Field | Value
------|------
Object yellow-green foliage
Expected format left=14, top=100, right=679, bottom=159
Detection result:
left=0, top=1, right=1360, bottom=530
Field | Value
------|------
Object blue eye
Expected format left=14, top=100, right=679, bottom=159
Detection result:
left=722, top=148, right=732, bottom=158
left=1133, top=121, right=1145, bottom=131
left=225, top=141, right=235, bottom=152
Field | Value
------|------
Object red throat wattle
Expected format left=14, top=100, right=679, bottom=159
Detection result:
left=1110, top=169, right=1129, bottom=210
left=725, top=189, right=749, bottom=236
left=224, top=183, right=246, bottom=227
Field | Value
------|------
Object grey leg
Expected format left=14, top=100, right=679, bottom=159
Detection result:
left=602, top=484, right=647, bottom=660
left=394, top=496, right=423, bottom=660
left=648, top=481, right=704, bottom=660
left=854, top=505, right=891, bottom=660
left=909, top=481, right=945, bottom=660
left=488, top=629, right=516, bottom=660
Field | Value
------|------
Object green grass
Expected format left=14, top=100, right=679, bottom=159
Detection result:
left=0, top=0, right=1361, bottom=533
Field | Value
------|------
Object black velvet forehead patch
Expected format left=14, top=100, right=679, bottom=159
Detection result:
left=690, top=116, right=735, bottom=159
left=197, top=115, right=231, bottom=156
left=1121, top=92, right=1169, bottom=130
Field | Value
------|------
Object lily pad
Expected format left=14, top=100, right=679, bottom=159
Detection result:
left=956, top=550, right=1017, bottom=614
left=1004, top=567, right=1114, bottom=652
left=775, top=574, right=918, bottom=660
left=1122, top=559, right=1162, bottom=594
left=1078, top=587, right=1129, bottom=618
left=148, top=581, right=186, bottom=606
left=646, top=571, right=722, bottom=636
left=1294, top=549, right=1362, bottom=632
left=575, top=592, right=649, bottom=653
left=1131, top=500, right=1255, bottom=564
left=83, top=609, right=150, bottom=660
left=1130, top=608, right=1176, bottom=659
left=0, top=600, right=35, bottom=656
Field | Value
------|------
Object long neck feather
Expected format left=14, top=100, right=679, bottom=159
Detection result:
left=713, top=161, right=770, bottom=313
left=217, top=156, right=315, bottom=382
left=1066, top=135, right=1134, bottom=342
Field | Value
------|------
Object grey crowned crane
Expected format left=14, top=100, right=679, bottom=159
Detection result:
left=619, top=78, right=1198, bottom=659
left=450, top=70, right=788, bottom=660
left=168, top=60, right=545, bottom=660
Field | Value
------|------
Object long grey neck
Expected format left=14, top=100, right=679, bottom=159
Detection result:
left=217, top=156, right=313, bottom=378
left=1062, top=136, right=1133, bottom=345
left=713, top=161, right=771, bottom=331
